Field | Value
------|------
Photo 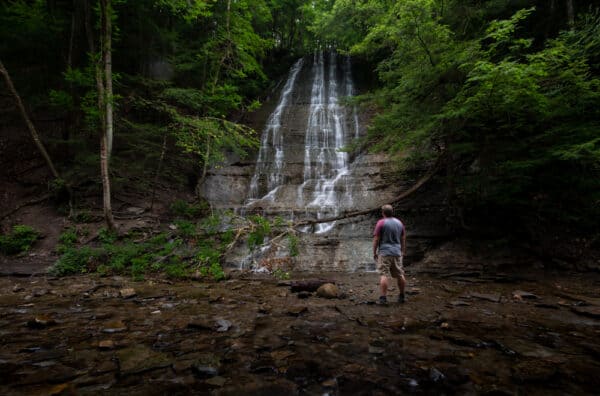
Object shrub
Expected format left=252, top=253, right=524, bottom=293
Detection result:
left=0, top=225, right=39, bottom=255
left=50, top=246, right=96, bottom=276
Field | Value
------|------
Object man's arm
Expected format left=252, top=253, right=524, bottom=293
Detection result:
left=373, top=235, right=380, bottom=260
left=401, top=227, right=406, bottom=257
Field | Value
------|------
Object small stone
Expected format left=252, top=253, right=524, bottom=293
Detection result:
left=322, top=379, right=337, bottom=387
left=429, top=367, right=446, bottom=382
left=33, top=289, right=48, bottom=297
left=12, top=285, right=24, bottom=293
left=316, top=283, right=339, bottom=299
left=27, top=315, right=56, bottom=329
left=151, top=310, right=161, bottom=315
left=270, top=350, right=296, bottom=361
left=513, top=290, right=539, bottom=300
left=287, top=306, right=308, bottom=316
left=102, top=320, right=127, bottom=333
left=368, top=345, right=385, bottom=354
left=98, top=340, right=115, bottom=350
left=206, top=376, right=227, bottom=387
left=440, top=322, right=450, bottom=329
left=215, top=319, right=232, bottom=332
left=449, top=301, right=470, bottom=307
left=187, top=319, right=212, bottom=331
left=119, top=288, right=136, bottom=299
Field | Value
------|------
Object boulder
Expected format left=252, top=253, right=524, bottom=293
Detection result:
left=316, top=283, right=339, bottom=299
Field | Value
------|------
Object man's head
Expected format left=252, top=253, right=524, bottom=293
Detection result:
left=381, top=204, right=393, bottom=217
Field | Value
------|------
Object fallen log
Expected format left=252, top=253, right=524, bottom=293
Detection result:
left=290, top=279, right=336, bottom=293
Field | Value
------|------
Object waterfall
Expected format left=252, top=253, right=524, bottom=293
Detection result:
left=248, top=51, right=359, bottom=233
left=248, top=58, right=304, bottom=200
left=297, top=51, right=356, bottom=233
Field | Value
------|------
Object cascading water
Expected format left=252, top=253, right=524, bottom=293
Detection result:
left=248, top=58, right=304, bottom=201
left=297, top=51, right=357, bottom=233
left=248, top=51, right=358, bottom=234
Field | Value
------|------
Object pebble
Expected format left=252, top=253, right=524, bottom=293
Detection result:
left=119, top=288, right=137, bottom=299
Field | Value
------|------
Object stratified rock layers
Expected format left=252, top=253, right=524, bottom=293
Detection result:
left=199, top=53, right=448, bottom=271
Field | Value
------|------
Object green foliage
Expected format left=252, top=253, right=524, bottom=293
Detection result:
left=98, top=228, right=118, bottom=244
left=0, top=225, right=40, bottom=255
left=287, top=233, right=299, bottom=257
left=50, top=247, right=96, bottom=276
left=247, top=215, right=271, bottom=250
left=272, top=268, right=290, bottom=280
left=174, top=220, right=197, bottom=239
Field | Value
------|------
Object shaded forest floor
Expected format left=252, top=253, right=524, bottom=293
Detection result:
left=1, top=265, right=599, bottom=395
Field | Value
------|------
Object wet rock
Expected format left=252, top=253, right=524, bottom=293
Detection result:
left=571, top=306, right=600, bottom=318
left=102, top=320, right=127, bottom=333
left=27, top=315, right=57, bottom=329
left=407, top=287, right=421, bottom=295
left=33, top=289, right=48, bottom=297
left=191, top=354, right=221, bottom=378
left=468, top=293, right=502, bottom=303
left=116, top=345, right=171, bottom=375
left=512, top=290, right=539, bottom=300
left=119, top=288, right=137, bottom=299
left=368, top=345, right=385, bottom=354
left=270, top=350, right=296, bottom=361
left=206, top=376, right=227, bottom=387
left=98, top=340, right=115, bottom=350
left=216, top=318, right=232, bottom=332
left=534, top=302, right=558, bottom=309
left=429, top=367, right=446, bottom=382
left=317, top=283, right=339, bottom=299
left=512, top=360, right=557, bottom=383
left=449, top=300, right=470, bottom=307
left=13, top=285, right=24, bottom=292
left=297, top=291, right=312, bottom=299
left=287, top=306, right=308, bottom=316
left=92, top=360, right=117, bottom=375
left=187, top=318, right=212, bottom=330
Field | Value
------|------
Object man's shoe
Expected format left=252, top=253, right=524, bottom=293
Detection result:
left=379, top=296, right=388, bottom=305
left=398, top=294, right=406, bottom=303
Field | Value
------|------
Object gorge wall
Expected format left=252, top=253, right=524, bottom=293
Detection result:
left=199, top=52, right=450, bottom=271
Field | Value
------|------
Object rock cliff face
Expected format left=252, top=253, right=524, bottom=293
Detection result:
left=199, top=52, right=449, bottom=271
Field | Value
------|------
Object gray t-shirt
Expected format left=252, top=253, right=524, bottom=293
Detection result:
left=374, top=217, right=404, bottom=256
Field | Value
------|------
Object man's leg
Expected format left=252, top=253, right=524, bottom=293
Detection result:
left=380, top=275, right=389, bottom=297
left=397, top=275, right=406, bottom=295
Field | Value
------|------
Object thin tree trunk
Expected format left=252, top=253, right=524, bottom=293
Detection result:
left=0, top=61, right=61, bottom=180
left=104, top=0, right=113, bottom=158
left=98, top=0, right=116, bottom=231
left=150, top=133, right=168, bottom=211
left=566, top=0, right=574, bottom=27
left=212, top=0, right=232, bottom=90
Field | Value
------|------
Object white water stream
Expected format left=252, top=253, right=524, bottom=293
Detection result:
left=247, top=51, right=358, bottom=234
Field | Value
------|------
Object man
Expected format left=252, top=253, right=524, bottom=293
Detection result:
left=373, top=204, right=406, bottom=304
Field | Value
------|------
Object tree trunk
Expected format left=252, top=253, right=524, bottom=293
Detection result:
left=104, top=0, right=113, bottom=158
left=98, top=0, right=116, bottom=231
left=566, top=0, right=574, bottom=27
left=0, top=61, right=61, bottom=180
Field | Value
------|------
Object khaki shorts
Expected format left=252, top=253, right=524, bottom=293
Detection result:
left=377, top=256, right=404, bottom=278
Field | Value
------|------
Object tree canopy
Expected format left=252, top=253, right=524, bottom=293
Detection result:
left=1, top=0, right=599, bottom=239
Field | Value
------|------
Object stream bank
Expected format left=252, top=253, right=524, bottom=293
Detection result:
left=1, top=260, right=599, bottom=395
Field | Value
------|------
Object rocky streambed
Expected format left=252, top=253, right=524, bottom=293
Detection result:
left=1, top=267, right=599, bottom=395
